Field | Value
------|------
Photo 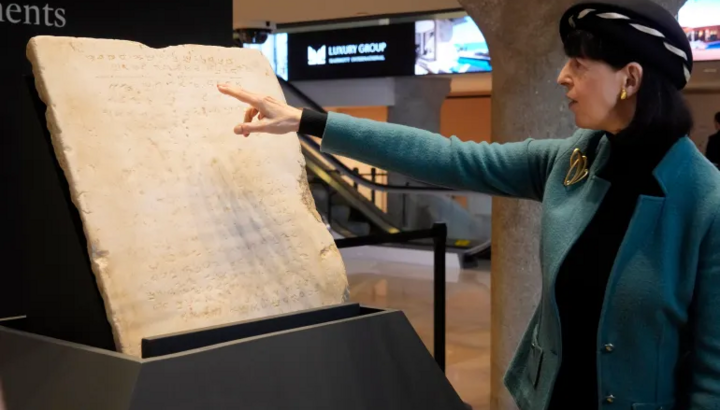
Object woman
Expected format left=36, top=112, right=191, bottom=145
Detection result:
left=218, top=0, right=720, bottom=408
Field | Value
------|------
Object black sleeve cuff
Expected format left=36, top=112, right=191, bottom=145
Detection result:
left=298, top=108, right=328, bottom=138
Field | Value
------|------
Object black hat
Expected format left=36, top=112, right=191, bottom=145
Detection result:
left=560, top=0, right=693, bottom=89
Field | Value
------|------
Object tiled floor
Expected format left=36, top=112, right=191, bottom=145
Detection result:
left=345, top=258, right=491, bottom=410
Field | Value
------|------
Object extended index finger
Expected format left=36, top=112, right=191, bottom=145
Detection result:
left=217, top=83, right=263, bottom=107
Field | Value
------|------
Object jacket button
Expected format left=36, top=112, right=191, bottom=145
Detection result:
left=604, top=343, right=614, bottom=352
left=605, top=395, right=615, bottom=403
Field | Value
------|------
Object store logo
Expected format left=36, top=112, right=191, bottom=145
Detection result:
left=307, top=45, right=326, bottom=66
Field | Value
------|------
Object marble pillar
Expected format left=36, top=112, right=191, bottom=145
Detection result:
left=386, top=77, right=451, bottom=229
left=454, top=1, right=687, bottom=409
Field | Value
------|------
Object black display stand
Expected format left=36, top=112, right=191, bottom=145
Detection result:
left=0, top=303, right=467, bottom=410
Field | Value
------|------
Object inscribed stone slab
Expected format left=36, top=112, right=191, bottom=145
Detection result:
left=26, top=36, right=348, bottom=357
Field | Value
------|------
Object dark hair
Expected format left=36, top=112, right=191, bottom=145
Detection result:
left=715, top=112, right=720, bottom=124
left=563, top=30, right=693, bottom=141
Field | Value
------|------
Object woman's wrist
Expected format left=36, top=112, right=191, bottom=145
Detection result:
left=298, top=108, right=329, bottom=137
left=290, top=108, right=303, bottom=132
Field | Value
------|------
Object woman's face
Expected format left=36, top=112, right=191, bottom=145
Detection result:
left=557, top=57, right=628, bottom=132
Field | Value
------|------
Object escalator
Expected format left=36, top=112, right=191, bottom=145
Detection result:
left=279, top=78, right=492, bottom=267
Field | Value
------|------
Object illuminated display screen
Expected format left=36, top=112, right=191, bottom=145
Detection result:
left=243, top=32, right=289, bottom=80
left=678, top=0, right=720, bottom=62
left=415, top=16, right=491, bottom=75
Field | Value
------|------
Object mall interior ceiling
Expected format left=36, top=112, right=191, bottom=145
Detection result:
left=233, top=0, right=462, bottom=25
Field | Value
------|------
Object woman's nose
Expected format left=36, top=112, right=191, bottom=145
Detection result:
left=557, top=63, right=571, bottom=86
left=557, top=72, right=568, bottom=87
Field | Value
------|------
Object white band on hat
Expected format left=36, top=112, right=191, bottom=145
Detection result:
left=630, top=23, right=665, bottom=38
left=664, top=42, right=688, bottom=61
left=579, top=9, right=595, bottom=18
left=596, top=12, right=631, bottom=19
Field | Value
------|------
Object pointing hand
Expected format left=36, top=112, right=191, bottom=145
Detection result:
left=217, top=83, right=302, bottom=137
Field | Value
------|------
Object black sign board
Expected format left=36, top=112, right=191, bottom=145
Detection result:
left=1, top=0, right=232, bottom=347
left=287, top=23, right=416, bottom=81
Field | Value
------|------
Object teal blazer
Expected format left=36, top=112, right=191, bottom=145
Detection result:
left=319, top=112, right=720, bottom=410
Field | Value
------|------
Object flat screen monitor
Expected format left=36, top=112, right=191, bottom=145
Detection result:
left=414, top=16, right=491, bottom=75
left=678, top=0, right=720, bottom=62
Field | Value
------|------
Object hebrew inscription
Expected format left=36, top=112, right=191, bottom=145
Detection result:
left=27, top=36, right=348, bottom=357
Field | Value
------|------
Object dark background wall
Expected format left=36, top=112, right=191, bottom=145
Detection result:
left=1, top=1, right=232, bottom=326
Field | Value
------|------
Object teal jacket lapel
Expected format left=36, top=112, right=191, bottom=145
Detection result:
left=611, top=195, right=665, bottom=275
left=607, top=137, right=693, bottom=278
left=653, top=136, right=695, bottom=195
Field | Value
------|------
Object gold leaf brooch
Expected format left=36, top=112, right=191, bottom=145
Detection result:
left=564, top=148, right=589, bottom=186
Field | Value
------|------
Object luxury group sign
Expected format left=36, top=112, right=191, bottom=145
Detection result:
left=26, top=36, right=349, bottom=357
left=308, top=42, right=389, bottom=66
left=287, top=23, right=417, bottom=81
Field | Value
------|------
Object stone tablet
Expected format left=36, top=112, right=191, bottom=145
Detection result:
left=26, top=36, right=348, bottom=357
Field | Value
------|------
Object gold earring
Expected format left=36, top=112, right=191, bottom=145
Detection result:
left=620, top=88, right=628, bottom=100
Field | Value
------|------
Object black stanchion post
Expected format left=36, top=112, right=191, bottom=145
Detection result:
left=333, top=224, right=448, bottom=373
left=370, top=168, right=376, bottom=204
left=432, top=222, right=447, bottom=373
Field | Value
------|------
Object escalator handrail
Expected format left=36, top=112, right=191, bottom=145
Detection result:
left=279, top=76, right=478, bottom=196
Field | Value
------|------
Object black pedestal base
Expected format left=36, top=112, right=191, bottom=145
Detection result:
left=0, top=304, right=466, bottom=410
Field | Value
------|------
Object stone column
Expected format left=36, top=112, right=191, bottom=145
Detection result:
left=454, top=1, right=687, bottom=409
left=386, top=77, right=451, bottom=229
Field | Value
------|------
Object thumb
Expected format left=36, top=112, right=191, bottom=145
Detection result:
left=234, top=119, right=271, bottom=136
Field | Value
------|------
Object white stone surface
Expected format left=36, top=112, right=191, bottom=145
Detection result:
left=26, top=36, right=348, bottom=357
